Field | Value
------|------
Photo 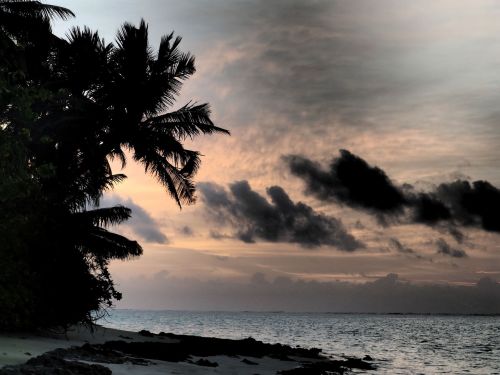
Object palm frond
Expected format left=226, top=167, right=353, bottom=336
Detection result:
left=0, top=1, right=74, bottom=20
left=108, top=148, right=127, bottom=169
left=59, top=26, right=113, bottom=97
left=66, top=26, right=105, bottom=48
left=81, top=227, right=143, bottom=260
left=133, top=145, right=196, bottom=207
left=145, top=32, right=195, bottom=112
left=63, top=172, right=126, bottom=211
left=114, top=19, right=152, bottom=70
left=132, top=127, right=202, bottom=177
left=179, top=151, right=201, bottom=178
left=74, top=206, right=131, bottom=227
left=144, top=103, right=229, bottom=140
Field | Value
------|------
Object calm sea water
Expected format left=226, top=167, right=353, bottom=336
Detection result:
left=100, top=310, right=499, bottom=374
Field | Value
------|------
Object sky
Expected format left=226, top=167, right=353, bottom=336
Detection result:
left=52, top=0, right=500, bottom=313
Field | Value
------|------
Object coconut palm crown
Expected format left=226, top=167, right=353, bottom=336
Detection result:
left=44, top=20, right=230, bottom=209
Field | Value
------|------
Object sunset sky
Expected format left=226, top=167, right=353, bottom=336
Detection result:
left=52, top=0, right=500, bottom=311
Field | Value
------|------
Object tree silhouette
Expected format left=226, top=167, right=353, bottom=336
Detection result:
left=52, top=21, right=229, bottom=206
left=0, top=5, right=228, bottom=329
left=0, top=0, right=73, bottom=78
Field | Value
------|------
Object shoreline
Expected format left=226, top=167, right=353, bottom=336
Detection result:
left=0, top=325, right=375, bottom=374
left=108, top=308, right=500, bottom=316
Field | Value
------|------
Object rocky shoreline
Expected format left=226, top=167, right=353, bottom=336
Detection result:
left=0, top=329, right=375, bottom=374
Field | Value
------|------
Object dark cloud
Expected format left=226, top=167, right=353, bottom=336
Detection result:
left=388, top=238, right=415, bottom=255
left=101, top=195, right=168, bottom=244
left=435, top=238, right=467, bottom=258
left=199, top=0, right=459, bottom=128
left=387, top=238, right=428, bottom=261
left=286, top=150, right=500, bottom=235
left=209, top=230, right=231, bottom=240
left=436, top=180, right=500, bottom=232
left=286, top=150, right=406, bottom=216
left=55, top=0, right=500, bottom=139
left=446, top=226, right=466, bottom=244
left=179, top=226, right=194, bottom=236
left=198, top=181, right=363, bottom=250
left=353, top=220, right=365, bottom=230
left=116, top=271, right=500, bottom=314
left=410, top=192, right=451, bottom=224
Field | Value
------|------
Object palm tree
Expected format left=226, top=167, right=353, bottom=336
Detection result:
left=1, top=13, right=228, bottom=328
left=0, top=0, right=73, bottom=22
left=0, top=1, right=74, bottom=135
left=0, top=0, right=74, bottom=48
left=0, top=0, right=74, bottom=73
left=50, top=20, right=229, bottom=208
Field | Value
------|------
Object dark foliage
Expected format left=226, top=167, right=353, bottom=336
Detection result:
left=0, top=1, right=227, bottom=330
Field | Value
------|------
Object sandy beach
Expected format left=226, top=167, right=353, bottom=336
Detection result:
left=0, top=325, right=374, bottom=374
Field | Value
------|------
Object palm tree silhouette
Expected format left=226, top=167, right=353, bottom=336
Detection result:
left=0, top=0, right=74, bottom=73
left=0, top=8, right=228, bottom=327
left=50, top=20, right=229, bottom=208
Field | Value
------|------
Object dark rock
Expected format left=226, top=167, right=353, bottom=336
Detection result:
left=344, top=357, right=375, bottom=370
left=194, top=358, right=218, bottom=367
left=98, top=333, right=324, bottom=363
left=241, top=358, right=259, bottom=365
left=278, top=357, right=376, bottom=374
left=138, top=329, right=155, bottom=337
left=158, top=331, right=175, bottom=338
left=363, top=354, right=373, bottom=361
left=279, top=367, right=328, bottom=375
left=269, top=353, right=293, bottom=361
left=0, top=331, right=372, bottom=375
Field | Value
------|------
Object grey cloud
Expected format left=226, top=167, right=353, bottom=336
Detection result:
left=213, top=1, right=423, bottom=126
left=446, top=226, right=466, bottom=244
left=116, top=271, right=500, bottom=314
left=182, top=0, right=500, bottom=135
left=209, top=230, right=231, bottom=240
left=388, top=238, right=415, bottom=255
left=198, top=181, right=363, bottom=250
left=101, top=195, right=168, bottom=244
left=286, top=150, right=500, bottom=236
left=435, top=238, right=467, bottom=258
left=435, top=180, right=500, bottom=232
left=185, top=0, right=500, bottom=194
left=387, top=238, right=429, bottom=261
left=353, top=220, right=365, bottom=230
left=179, top=226, right=194, bottom=236
left=285, top=150, right=407, bottom=216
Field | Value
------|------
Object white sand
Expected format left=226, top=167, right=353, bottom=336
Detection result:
left=0, top=325, right=303, bottom=374
left=92, top=356, right=297, bottom=375
left=0, top=325, right=177, bottom=367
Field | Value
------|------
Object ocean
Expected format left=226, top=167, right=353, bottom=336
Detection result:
left=100, top=310, right=499, bottom=374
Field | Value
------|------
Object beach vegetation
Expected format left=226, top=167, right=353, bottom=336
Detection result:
left=0, top=0, right=227, bottom=330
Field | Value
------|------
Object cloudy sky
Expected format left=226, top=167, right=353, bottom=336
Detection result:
left=53, top=0, right=500, bottom=312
